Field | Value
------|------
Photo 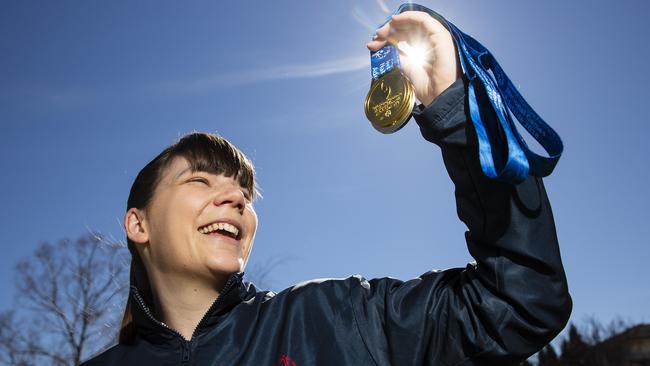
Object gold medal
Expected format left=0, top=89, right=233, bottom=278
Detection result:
left=364, top=69, right=415, bottom=134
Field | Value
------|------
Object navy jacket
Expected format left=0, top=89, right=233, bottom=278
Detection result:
left=81, top=76, right=572, bottom=366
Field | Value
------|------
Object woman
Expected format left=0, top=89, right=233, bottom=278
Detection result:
left=82, top=11, right=571, bottom=366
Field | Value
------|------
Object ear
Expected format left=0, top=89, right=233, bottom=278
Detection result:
left=124, top=208, right=149, bottom=245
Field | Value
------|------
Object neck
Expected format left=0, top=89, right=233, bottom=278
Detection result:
left=150, top=274, right=229, bottom=341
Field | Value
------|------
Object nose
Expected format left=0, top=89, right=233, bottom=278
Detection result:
left=212, top=183, right=246, bottom=213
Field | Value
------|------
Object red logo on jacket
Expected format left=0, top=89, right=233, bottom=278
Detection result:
left=273, top=354, right=297, bottom=366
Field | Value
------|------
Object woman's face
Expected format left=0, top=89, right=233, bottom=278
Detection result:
left=133, top=156, right=258, bottom=285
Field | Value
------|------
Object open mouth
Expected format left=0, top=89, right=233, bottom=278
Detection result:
left=198, top=222, right=242, bottom=240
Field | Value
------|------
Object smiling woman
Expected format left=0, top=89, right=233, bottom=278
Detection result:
left=119, top=132, right=260, bottom=344
left=82, top=8, right=571, bottom=366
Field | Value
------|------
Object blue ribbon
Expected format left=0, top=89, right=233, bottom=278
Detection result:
left=370, top=44, right=401, bottom=81
left=373, top=3, right=564, bottom=184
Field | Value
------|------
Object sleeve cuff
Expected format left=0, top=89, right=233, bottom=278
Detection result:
left=412, top=77, right=465, bottom=129
left=412, top=77, right=470, bottom=147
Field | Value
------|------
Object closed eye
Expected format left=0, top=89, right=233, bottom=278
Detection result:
left=188, top=177, right=210, bottom=185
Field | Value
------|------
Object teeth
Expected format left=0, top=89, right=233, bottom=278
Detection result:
left=199, top=222, right=240, bottom=238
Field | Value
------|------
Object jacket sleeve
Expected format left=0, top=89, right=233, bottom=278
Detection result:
left=348, top=76, right=572, bottom=366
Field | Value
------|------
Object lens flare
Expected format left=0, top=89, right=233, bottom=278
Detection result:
left=397, top=41, right=431, bottom=68
left=376, top=0, right=391, bottom=13
left=352, top=6, right=382, bottom=32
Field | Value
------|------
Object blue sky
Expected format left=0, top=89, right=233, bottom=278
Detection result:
left=1, top=0, right=648, bottom=340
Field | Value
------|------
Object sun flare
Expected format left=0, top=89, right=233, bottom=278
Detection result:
left=397, top=41, right=431, bottom=68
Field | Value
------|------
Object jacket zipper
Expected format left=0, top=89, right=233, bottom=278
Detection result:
left=181, top=342, right=191, bottom=363
left=131, top=273, right=240, bottom=365
left=187, top=273, right=239, bottom=339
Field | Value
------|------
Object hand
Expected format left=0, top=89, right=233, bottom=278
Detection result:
left=366, top=11, right=462, bottom=106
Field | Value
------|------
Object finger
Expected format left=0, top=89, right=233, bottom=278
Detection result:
left=366, top=39, right=387, bottom=51
left=390, top=11, right=448, bottom=36
left=375, top=20, right=412, bottom=42
left=368, top=23, right=410, bottom=51
left=374, top=24, right=415, bottom=46
left=374, top=17, right=435, bottom=48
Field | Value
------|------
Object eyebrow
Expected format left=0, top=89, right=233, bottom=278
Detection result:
left=174, top=168, right=251, bottom=196
left=174, top=167, right=192, bottom=182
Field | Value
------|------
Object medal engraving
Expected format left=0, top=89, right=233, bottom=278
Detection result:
left=364, top=69, right=414, bottom=133
left=371, top=82, right=402, bottom=119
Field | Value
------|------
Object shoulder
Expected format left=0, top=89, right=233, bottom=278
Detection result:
left=282, top=275, right=367, bottom=294
left=246, top=272, right=452, bottom=308
left=255, top=275, right=369, bottom=305
left=265, top=273, right=433, bottom=301
left=271, top=273, right=432, bottom=295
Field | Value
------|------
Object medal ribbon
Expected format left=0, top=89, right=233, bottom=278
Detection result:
left=370, top=43, right=401, bottom=81
left=372, top=3, right=564, bottom=184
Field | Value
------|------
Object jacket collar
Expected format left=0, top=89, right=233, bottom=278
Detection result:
left=129, top=271, right=248, bottom=345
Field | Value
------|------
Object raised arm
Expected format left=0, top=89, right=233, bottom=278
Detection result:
left=354, top=11, right=572, bottom=366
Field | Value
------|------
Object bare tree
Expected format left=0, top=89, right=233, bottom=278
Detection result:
left=579, top=314, right=631, bottom=345
left=534, top=317, right=647, bottom=366
left=0, top=233, right=130, bottom=366
left=0, top=232, right=287, bottom=366
left=244, top=254, right=296, bottom=292
left=536, top=344, right=561, bottom=366
left=0, top=310, right=31, bottom=366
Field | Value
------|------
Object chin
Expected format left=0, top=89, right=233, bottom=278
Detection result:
left=206, top=256, right=244, bottom=275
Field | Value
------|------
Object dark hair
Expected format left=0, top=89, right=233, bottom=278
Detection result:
left=119, top=132, right=259, bottom=344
